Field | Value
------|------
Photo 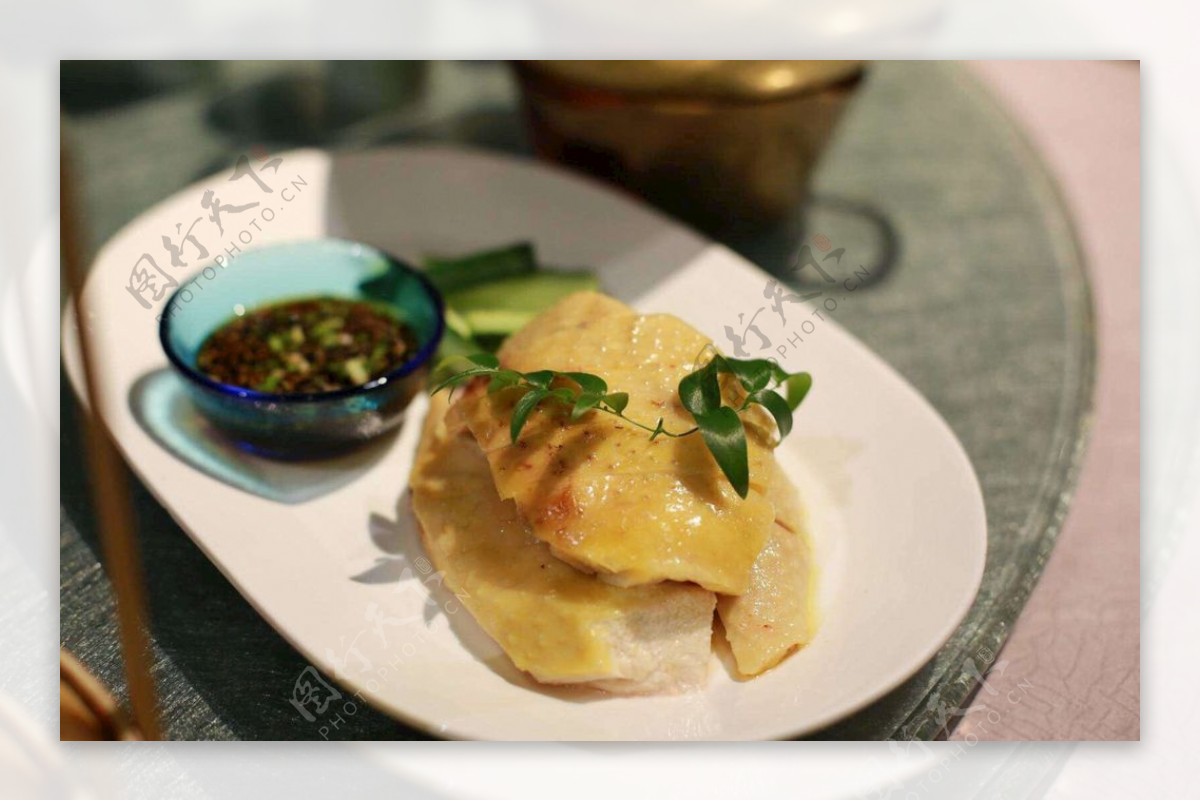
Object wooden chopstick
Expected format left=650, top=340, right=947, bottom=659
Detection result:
left=60, top=128, right=162, bottom=741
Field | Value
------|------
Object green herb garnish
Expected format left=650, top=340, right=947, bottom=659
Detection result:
left=431, top=352, right=812, bottom=499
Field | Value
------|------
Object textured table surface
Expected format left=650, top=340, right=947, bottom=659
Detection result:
left=949, top=61, right=1140, bottom=742
left=60, top=60, right=1110, bottom=740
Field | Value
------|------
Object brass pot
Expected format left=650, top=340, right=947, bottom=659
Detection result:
left=514, top=60, right=864, bottom=237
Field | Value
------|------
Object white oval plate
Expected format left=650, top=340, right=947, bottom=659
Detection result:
left=63, top=146, right=986, bottom=740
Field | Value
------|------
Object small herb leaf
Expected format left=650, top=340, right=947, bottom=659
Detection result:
left=719, top=357, right=776, bottom=394
left=523, top=370, right=555, bottom=389
left=430, top=366, right=492, bottom=395
left=571, top=392, right=602, bottom=421
left=749, top=389, right=793, bottom=439
left=510, top=388, right=548, bottom=442
left=784, top=372, right=813, bottom=411
left=548, top=387, right=576, bottom=404
left=695, top=407, right=750, bottom=499
left=563, top=372, right=608, bottom=395
left=679, top=362, right=721, bottom=416
left=601, top=392, right=629, bottom=414
left=486, top=369, right=522, bottom=394
left=467, top=353, right=500, bottom=368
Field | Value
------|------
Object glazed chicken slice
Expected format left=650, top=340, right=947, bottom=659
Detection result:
left=411, top=394, right=716, bottom=693
left=451, top=292, right=778, bottom=595
left=717, top=460, right=818, bottom=676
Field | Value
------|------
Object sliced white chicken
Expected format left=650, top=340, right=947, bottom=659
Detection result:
left=411, top=394, right=716, bottom=694
left=717, top=461, right=819, bottom=676
left=452, top=292, right=777, bottom=595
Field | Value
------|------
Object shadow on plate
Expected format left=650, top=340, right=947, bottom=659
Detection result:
left=128, top=368, right=399, bottom=504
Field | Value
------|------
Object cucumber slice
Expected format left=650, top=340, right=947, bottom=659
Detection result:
left=460, top=308, right=537, bottom=336
left=443, top=306, right=475, bottom=340
left=424, top=242, right=538, bottom=294
left=445, top=272, right=599, bottom=316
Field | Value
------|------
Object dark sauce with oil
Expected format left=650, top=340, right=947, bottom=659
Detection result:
left=197, top=296, right=418, bottom=394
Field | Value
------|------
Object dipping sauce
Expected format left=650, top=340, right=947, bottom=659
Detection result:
left=197, top=296, right=419, bottom=394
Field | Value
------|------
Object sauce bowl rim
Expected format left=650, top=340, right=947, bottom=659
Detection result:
left=157, top=238, right=445, bottom=404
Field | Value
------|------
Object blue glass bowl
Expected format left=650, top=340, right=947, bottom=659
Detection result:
left=158, top=239, right=444, bottom=458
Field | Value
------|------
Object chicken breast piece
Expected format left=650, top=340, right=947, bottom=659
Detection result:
left=411, top=394, right=717, bottom=694
left=717, top=461, right=819, bottom=677
left=452, top=293, right=778, bottom=595
left=497, top=290, right=634, bottom=358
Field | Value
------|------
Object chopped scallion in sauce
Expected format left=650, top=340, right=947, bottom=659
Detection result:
left=197, top=296, right=418, bottom=394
